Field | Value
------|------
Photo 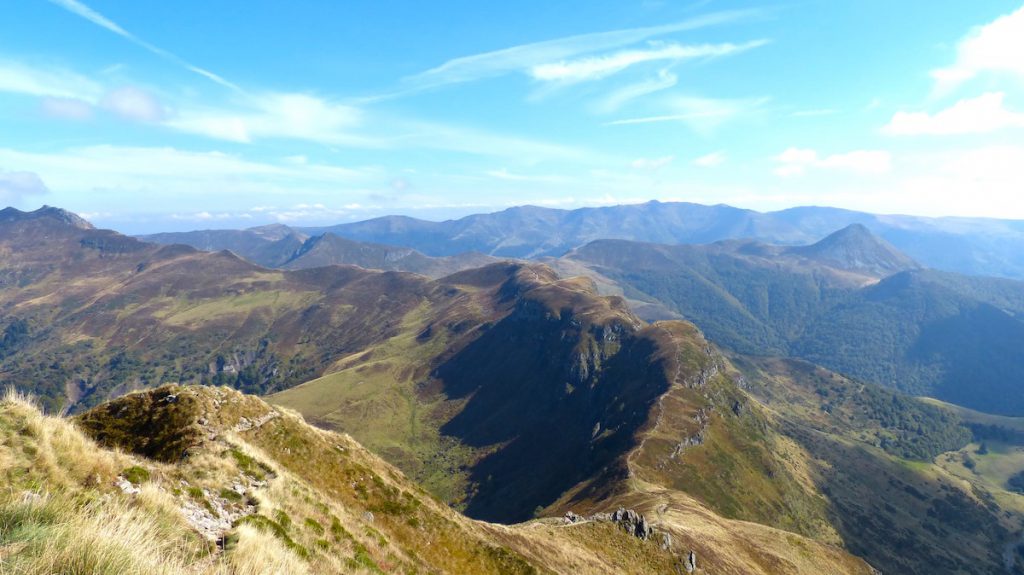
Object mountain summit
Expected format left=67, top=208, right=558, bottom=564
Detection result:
left=0, top=205, right=94, bottom=230
left=787, top=223, right=920, bottom=277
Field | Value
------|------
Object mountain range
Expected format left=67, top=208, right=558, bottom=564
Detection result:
left=6, top=206, right=1024, bottom=573
left=141, top=201, right=1024, bottom=279
left=139, top=203, right=1024, bottom=417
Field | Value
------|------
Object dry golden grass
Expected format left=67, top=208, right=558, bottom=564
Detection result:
left=1, top=385, right=876, bottom=574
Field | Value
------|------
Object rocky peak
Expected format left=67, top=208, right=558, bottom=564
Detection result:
left=0, top=205, right=94, bottom=230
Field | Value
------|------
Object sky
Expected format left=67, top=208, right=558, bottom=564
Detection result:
left=1, top=0, right=1024, bottom=233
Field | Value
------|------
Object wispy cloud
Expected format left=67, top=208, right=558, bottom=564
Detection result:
left=931, top=4, right=1024, bottom=94
left=400, top=9, right=763, bottom=92
left=774, top=147, right=891, bottom=177
left=790, top=108, right=837, bottom=117
left=630, top=155, right=674, bottom=170
left=0, top=145, right=378, bottom=203
left=607, top=95, right=768, bottom=133
left=0, top=59, right=102, bottom=101
left=41, top=97, right=94, bottom=120
left=883, top=92, right=1024, bottom=136
left=530, top=40, right=767, bottom=84
left=483, top=168, right=571, bottom=183
left=693, top=151, right=726, bottom=167
left=592, top=69, right=679, bottom=113
left=46, top=0, right=241, bottom=92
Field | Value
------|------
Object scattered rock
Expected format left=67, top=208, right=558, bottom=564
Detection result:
left=683, top=550, right=696, bottom=573
left=19, top=490, right=42, bottom=504
left=661, top=532, right=673, bottom=551
left=234, top=410, right=279, bottom=432
left=563, top=511, right=584, bottom=524
left=115, top=476, right=140, bottom=495
left=363, top=511, right=375, bottom=523
left=611, top=508, right=653, bottom=540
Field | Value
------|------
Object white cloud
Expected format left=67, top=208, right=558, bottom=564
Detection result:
left=0, top=145, right=377, bottom=204
left=166, top=93, right=366, bottom=144
left=0, top=59, right=102, bottom=100
left=630, top=156, right=674, bottom=170
left=46, top=0, right=240, bottom=91
left=693, top=151, right=725, bottom=167
left=0, top=170, right=50, bottom=203
left=530, top=40, right=767, bottom=84
left=102, top=86, right=165, bottom=122
left=40, top=97, right=94, bottom=120
left=883, top=92, right=1024, bottom=135
left=774, top=148, right=891, bottom=177
left=401, top=9, right=761, bottom=91
left=931, top=5, right=1024, bottom=93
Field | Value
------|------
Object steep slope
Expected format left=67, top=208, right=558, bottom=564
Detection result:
left=559, top=232, right=1024, bottom=415
left=0, top=386, right=874, bottom=575
left=735, top=357, right=1024, bottom=574
left=792, top=269, right=1024, bottom=413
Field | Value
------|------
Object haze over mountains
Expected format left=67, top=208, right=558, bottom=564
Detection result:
left=6, top=205, right=1024, bottom=574
left=141, top=201, right=1024, bottom=280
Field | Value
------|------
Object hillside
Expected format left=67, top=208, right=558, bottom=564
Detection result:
left=557, top=229, right=1024, bottom=416
left=0, top=385, right=875, bottom=574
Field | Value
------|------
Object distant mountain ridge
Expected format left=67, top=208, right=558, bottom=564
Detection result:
left=140, top=200, right=1024, bottom=279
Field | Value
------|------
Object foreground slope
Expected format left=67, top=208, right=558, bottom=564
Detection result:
left=0, top=386, right=873, bottom=574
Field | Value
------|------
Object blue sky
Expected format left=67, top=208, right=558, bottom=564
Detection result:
left=1, top=0, right=1023, bottom=233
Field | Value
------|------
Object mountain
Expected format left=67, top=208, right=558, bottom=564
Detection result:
left=6, top=207, right=1024, bottom=573
left=140, top=226, right=500, bottom=277
left=557, top=228, right=1024, bottom=415
left=1, top=385, right=878, bottom=575
left=139, top=225, right=309, bottom=268
left=0, top=204, right=94, bottom=229
left=280, top=232, right=499, bottom=276
left=291, top=201, right=1024, bottom=279
left=786, top=223, right=921, bottom=277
